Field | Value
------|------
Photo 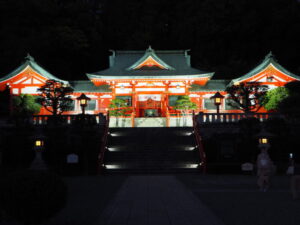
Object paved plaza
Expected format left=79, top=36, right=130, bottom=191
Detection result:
left=93, top=176, right=223, bottom=225
left=44, top=174, right=300, bottom=225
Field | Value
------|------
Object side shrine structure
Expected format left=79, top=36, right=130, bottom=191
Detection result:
left=0, top=47, right=299, bottom=125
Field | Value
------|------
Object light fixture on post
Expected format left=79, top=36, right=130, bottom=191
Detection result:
left=30, top=135, right=47, bottom=170
left=77, top=93, right=91, bottom=115
left=255, top=127, right=273, bottom=150
left=211, top=92, right=224, bottom=114
left=35, top=139, right=44, bottom=148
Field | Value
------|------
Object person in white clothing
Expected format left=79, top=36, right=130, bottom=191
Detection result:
left=257, top=147, right=273, bottom=192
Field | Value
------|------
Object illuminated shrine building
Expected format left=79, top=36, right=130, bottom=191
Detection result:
left=0, top=47, right=300, bottom=117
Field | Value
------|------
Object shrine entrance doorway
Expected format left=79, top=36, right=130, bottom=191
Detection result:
left=144, top=109, right=159, bottom=117
left=137, top=94, right=163, bottom=117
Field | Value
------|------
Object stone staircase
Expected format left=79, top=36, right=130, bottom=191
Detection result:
left=103, top=127, right=201, bottom=173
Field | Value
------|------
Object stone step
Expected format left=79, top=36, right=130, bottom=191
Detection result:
left=104, top=127, right=201, bottom=174
left=105, top=145, right=197, bottom=152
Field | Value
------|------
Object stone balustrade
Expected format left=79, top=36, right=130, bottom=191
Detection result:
left=32, top=114, right=107, bottom=125
left=197, top=112, right=283, bottom=124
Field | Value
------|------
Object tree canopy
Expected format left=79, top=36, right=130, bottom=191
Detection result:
left=277, top=81, right=300, bottom=116
left=0, top=170, right=67, bottom=225
left=225, top=82, right=268, bottom=113
left=0, top=85, right=11, bottom=116
left=38, top=80, right=74, bottom=115
left=174, top=95, right=197, bottom=114
left=0, top=0, right=299, bottom=80
left=262, top=87, right=289, bottom=111
left=108, top=98, right=130, bottom=117
left=12, top=94, right=42, bottom=116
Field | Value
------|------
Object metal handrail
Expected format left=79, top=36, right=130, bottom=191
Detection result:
left=192, top=111, right=206, bottom=174
left=97, top=112, right=110, bottom=174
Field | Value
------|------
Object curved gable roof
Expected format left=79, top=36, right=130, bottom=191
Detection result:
left=231, top=52, right=300, bottom=85
left=87, top=47, right=214, bottom=79
left=0, top=54, right=68, bottom=84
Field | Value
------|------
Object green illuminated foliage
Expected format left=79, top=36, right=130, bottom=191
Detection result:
left=174, top=95, right=197, bottom=112
left=278, top=81, right=300, bottom=116
left=12, top=94, right=42, bottom=116
left=109, top=98, right=130, bottom=117
left=262, top=87, right=289, bottom=111
left=109, top=98, right=130, bottom=126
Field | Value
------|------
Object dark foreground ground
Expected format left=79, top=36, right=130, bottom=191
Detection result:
left=30, top=174, right=300, bottom=225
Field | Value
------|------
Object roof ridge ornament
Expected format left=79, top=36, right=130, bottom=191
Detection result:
left=25, top=53, right=35, bottom=62
left=126, top=46, right=175, bottom=71
left=147, top=45, right=153, bottom=52
left=265, top=51, right=274, bottom=60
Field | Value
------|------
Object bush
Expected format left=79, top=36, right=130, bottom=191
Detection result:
left=0, top=170, right=67, bottom=225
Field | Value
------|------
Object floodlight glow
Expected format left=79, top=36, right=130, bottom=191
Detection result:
left=105, top=164, right=120, bottom=169
left=107, top=147, right=120, bottom=152
left=185, top=164, right=199, bottom=168
left=181, top=131, right=193, bottom=136
left=185, top=146, right=196, bottom=151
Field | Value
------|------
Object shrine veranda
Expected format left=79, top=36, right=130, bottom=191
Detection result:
left=1, top=47, right=299, bottom=127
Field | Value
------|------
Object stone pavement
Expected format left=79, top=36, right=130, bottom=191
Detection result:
left=94, top=176, right=224, bottom=225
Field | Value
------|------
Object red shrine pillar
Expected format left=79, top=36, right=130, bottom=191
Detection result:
left=162, top=81, right=170, bottom=117
left=131, top=82, right=138, bottom=117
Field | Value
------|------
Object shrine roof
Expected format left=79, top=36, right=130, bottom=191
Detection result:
left=231, top=52, right=300, bottom=84
left=0, top=54, right=67, bottom=83
left=190, top=80, right=230, bottom=92
left=87, top=48, right=214, bottom=79
left=70, top=80, right=110, bottom=93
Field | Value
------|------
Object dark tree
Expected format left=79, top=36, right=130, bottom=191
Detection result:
left=38, top=80, right=73, bottom=115
left=226, top=82, right=268, bottom=113
left=0, top=0, right=300, bottom=80
left=278, top=81, right=300, bottom=116
left=0, top=84, right=10, bottom=117
left=0, top=170, right=67, bottom=225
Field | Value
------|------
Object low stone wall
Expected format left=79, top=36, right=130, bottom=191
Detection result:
left=109, top=118, right=132, bottom=127
left=169, top=116, right=193, bottom=127
left=108, top=116, right=193, bottom=127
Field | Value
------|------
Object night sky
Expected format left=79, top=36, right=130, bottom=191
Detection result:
left=0, top=0, right=299, bottom=81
